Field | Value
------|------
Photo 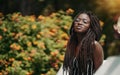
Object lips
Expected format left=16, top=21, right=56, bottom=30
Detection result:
left=77, top=26, right=81, bottom=28
left=76, top=26, right=82, bottom=29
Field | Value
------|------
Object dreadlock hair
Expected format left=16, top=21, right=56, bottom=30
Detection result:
left=63, top=10, right=102, bottom=75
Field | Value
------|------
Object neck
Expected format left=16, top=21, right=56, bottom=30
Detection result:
left=76, top=32, right=86, bottom=43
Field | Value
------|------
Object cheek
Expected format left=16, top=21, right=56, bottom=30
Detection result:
left=73, top=24, right=77, bottom=29
left=85, top=24, right=90, bottom=29
left=74, top=23, right=77, bottom=26
left=85, top=26, right=90, bottom=30
left=82, top=25, right=90, bottom=32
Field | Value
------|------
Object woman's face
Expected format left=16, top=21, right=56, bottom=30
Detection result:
left=73, top=13, right=90, bottom=33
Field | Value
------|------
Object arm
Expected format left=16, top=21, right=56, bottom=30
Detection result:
left=93, top=41, right=104, bottom=72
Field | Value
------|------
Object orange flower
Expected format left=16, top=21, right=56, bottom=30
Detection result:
left=33, top=41, right=38, bottom=45
left=27, top=57, right=32, bottom=61
left=2, top=28, right=7, bottom=32
left=38, top=15, right=45, bottom=21
left=12, top=64, right=14, bottom=67
left=18, top=61, right=22, bottom=65
left=11, top=32, right=16, bottom=36
left=30, top=49, right=36, bottom=57
left=55, top=19, right=61, bottom=23
left=61, top=33, right=69, bottom=40
left=31, top=24, right=37, bottom=29
left=39, top=31, right=44, bottom=36
left=50, top=13, right=56, bottom=18
left=10, top=43, right=21, bottom=50
left=26, top=72, right=32, bottom=75
left=63, top=40, right=68, bottom=48
left=49, top=31, right=56, bottom=36
left=36, top=34, right=41, bottom=39
left=50, top=28, right=57, bottom=33
left=14, top=32, right=23, bottom=39
left=59, top=55, right=64, bottom=61
left=15, top=45, right=21, bottom=50
left=99, top=20, right=104, bottom=27
left=63, top=25, right=69, bottom=30
left=28, top=71, right=34, bottom=75
left=50, top=52, right=55, bottom=56
left=54, top=64, right=58, bottom=69
left=66, top=8, right=74, bottom=15
left=37, top=42, right=45, bottom=49
left=27, top=42, right=32, bottom=46
left=11, top=13, right=20, bottom=21
left=0, top=35, right=2, bottom=40
left=21, top=24, right=29, bottom=30
left=54, top=50, right=59, bottom=55
left=23, top=57, right=28, bottom=61
left=31, top=49, right=36, bottom=54
left=27, top=15, right=36, bottom=22
left=50, top=50, right=59, bottom=56
left=9, top=58, right=15, bottom=62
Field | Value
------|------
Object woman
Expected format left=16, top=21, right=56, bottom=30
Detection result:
left=63, top=10, right=104, bottom=75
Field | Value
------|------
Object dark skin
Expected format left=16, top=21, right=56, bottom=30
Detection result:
left=93, top=41, right=104, bottom=71
left=74, top=13, right=91, bottom=42
left=74, top=13, right=104, bottom=72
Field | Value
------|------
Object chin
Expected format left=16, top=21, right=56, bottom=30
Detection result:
left=75, top=30, right=82, bottom=33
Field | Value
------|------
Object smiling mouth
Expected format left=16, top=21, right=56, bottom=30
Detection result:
left=76, top=26, right=82, bottom=29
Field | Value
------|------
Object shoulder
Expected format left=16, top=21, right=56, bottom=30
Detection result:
left=93, top=41, right=104, bottom=56
left=94, top=41, right=103, bottom=54
left=93, top=41, right=104, bottom=72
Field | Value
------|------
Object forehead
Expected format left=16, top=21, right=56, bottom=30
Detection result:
left=77, top=13, right=90, bottom=21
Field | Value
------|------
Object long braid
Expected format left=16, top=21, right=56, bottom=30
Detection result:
left=77, top=30, right=95, bottom=75
left=63, top=10, right=101, bottom=75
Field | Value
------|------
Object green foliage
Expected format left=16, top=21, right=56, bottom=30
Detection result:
left=0, top=10, right=73, bottom=75
left=108, top=40, right=120, bottom=56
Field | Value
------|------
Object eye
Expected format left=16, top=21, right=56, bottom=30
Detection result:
left=83, top=20, right=87, bottom=23
left=83, top=19, right=89, bottom=24
left=75, top=18, right=80, bottom=22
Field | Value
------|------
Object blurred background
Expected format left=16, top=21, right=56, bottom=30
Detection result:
left=0, top=0, right=120, bottom=75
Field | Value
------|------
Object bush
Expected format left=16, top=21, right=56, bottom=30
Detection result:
left=0, top=10, right=73, bottom=75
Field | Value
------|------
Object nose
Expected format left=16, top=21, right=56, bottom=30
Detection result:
left=77, top=20, right=83, bottom=25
